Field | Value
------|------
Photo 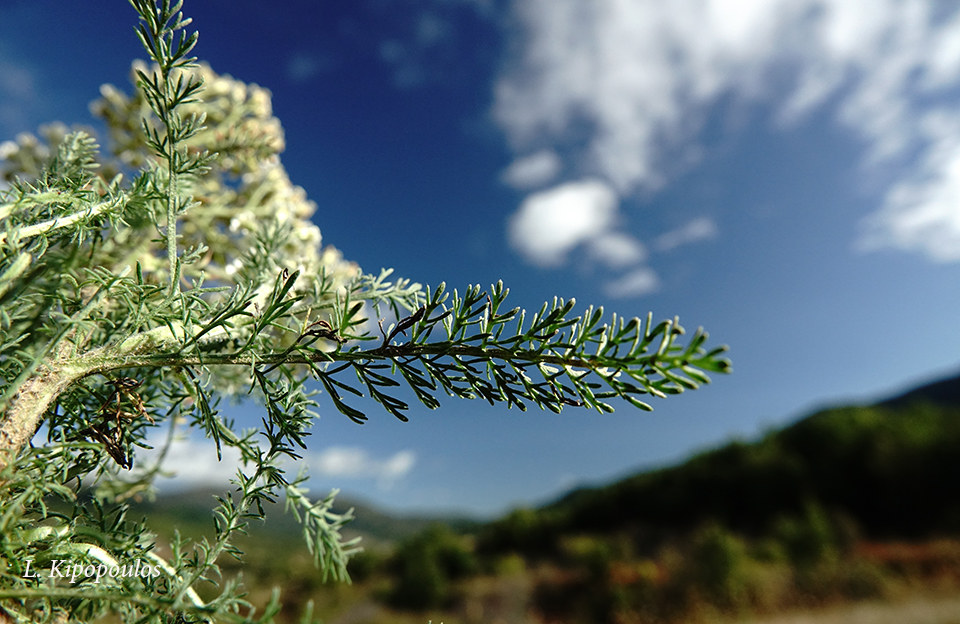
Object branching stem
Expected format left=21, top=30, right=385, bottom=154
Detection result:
left=0, top=196, right=123, bottom=245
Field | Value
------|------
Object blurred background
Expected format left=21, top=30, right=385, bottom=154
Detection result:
left=4, top=1, right=960, bottom=621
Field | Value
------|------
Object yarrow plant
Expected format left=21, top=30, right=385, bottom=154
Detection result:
left=0, top=1, right=730, bottom=622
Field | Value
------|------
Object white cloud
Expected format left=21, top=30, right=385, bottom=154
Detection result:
left=654, top=217, right=718, bottom=253
left=381, top=450, right=418, bottom=481
left=508, top=179, right=618, bottom=267
left=494, top=0, right=789, bottom=194
left=313, top=446, right=372, bottom=476
left=603, top=267, right=660, bottom=299
left=508, top=178, right=664, bottom=295
left=143, top=436, right=415, bottom=491
left=495, top=0, right=960, bottom=265
left=310, top=446, right=416, bottom=489
left=144, top=436, right=245, bottom=490
left=501, top=150, right=562, bottom=189
left=858, top=111, right=960, bottom=262
left=587, top=232, right=647, bottom=269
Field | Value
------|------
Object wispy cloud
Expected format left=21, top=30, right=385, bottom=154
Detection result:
left=501, top=149, right=562, bottom=190
left=379, top=10, right=456, bottom=89
left=858, top=110, right=960, bottom=261
left=285, top=53, right=333, bottom=83
left=654, top=217, right=718, bottom=253
left=587, top=232, right=648, bottom=269
left=603, top=267, right=659, bottom=299
left=496, top=0, right=960, bottom=278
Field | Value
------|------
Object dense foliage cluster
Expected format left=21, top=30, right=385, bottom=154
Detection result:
left=0, top=2, right=728, bottom=622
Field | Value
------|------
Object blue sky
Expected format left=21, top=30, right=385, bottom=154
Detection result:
left=3, top=0, right=960, bottom=517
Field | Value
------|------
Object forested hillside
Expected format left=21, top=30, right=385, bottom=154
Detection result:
left=493, top=368, right=960, bottom=544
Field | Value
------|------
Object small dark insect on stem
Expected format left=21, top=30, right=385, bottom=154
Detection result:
left=81, top=425, right=132, bottom=469
left=302, top=319, right=345, bottom=345
left=102, top=377, right=153, bottom=425
left=75, top=377, right=154, bottom=470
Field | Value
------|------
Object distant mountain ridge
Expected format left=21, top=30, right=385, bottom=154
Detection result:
left=139, top=488, right=480, bottom=547
left=877, top=366, right=960, bottom=409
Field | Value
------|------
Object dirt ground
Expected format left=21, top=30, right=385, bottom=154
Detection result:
left=738, top=594, right=960, bottom=624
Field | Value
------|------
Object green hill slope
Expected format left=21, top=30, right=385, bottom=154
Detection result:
left=480, top=367, right=960, bottom=553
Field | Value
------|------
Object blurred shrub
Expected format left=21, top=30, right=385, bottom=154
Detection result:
left=680, top=523, right=752, bottom=611
left=560, top=535, right=615, bottom=573
left=492, top=553, right=526, bottom=576
left=773, top=502, right=842, bottom=570
left=390, top=546, right=448, bottom=610
left=387, top=524, right=478, bottom=610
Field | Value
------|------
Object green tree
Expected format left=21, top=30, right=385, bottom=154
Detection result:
left=0, top=2, right=730, bottom=622
left=387, top=525, right=476, bottom=610
left=476, top=507, right=563, bottom=557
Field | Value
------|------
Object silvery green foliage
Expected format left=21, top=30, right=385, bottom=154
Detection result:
left=0, top=1, right=729, bottom=622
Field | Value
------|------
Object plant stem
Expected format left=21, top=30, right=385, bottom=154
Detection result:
left=163, top=76, right=180, bottom=303
left=0, top=355, right=97, bottom=473
left=116, top=342, right=664, bottom=372
left=0, top=196, right=124, bottom=245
